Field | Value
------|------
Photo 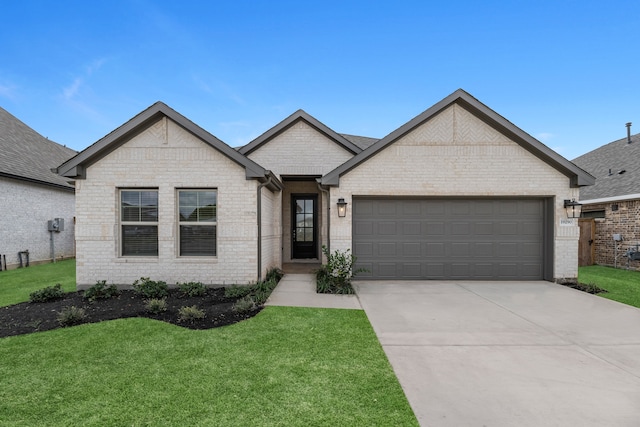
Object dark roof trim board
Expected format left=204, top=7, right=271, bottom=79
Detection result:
left=321, top=89, right=595, bottom=188
left=55, top=102, right=283, bottom=192
left=0, top=171, right=75, bottom=192
left=238, top=109, right=362, bottom=156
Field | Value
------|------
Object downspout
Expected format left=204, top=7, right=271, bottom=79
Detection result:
left=256, top=174, right=273, bottom=282
left=317, top=182, right=330, bottom=256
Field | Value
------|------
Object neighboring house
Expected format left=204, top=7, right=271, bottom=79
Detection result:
left=0, top=106, right=76, bottom=269
left=56, top=90, right=593, bottom=288
left=572, top=126, right=640, bottom=269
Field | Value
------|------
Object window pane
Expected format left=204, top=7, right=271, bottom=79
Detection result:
left=304, top=214, right=313, bottom=227
left=198, top=191, right=217, bottom=207
left=179, top=191, right=198, bottom=207
left=305, top=200, right=313, bottom=213
left=121, top=191, right=140, bottom=207
left=122, top=225, right=158, bottom=256
left=296, top=227, right=304, bottom=242
left=180, top=206, right=197, bottom=221
left=296, top=213, right=305, bottom=228
left=141, top=207, right=158, bottom=222
left=198, top=205, right=216, bottom=221
left=180, top=225, right=216, bottom=256
left=140, top=191, right=157, bottom=206
left=296, top=200, right=304, bottom=213
left=122, top=206, right=140, bottom=221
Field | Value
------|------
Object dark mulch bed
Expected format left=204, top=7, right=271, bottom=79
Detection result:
left=557, top=280, right=608, bottom=295
left=0, top=288, right=261, bottom=338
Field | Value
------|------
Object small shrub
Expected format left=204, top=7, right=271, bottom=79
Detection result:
left=29, top=284, right=64, bottom=303
left=316, top=246, right=368, bottom=294
left=232, top=296, right=257, bottom=313
left=57, top=306, right=87, bottom=326
left=132, top=277, right=168, bottom=299
left=250, top=278, right=278, bottom=305
left=266, top=267, right=284, bottom=283
left=84, top=280, right=120, bottom=301
left=225, top=284, right=252, bottom=298
left=177, top=281, right=206, bottom=297
left=145, top=298, right=168, bottom=314
left=178, top=305, right=205, bottom=323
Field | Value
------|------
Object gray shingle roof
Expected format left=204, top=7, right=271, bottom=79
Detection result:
left=0, top=106, right=76, bottom=190
left=340, top=134, right=379, bottom=150
left=572, top=132, right=640, bottom=201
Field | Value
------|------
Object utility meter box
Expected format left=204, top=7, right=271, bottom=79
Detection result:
left=48, top=218, right=64, bottom=232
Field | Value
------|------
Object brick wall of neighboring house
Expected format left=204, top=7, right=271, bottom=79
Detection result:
left=74, top=117, right=267, bottom=288
left=584, top=200, right=640, bottom=270
left=330, top=103, right=580, bottom=280
left=0, top=176, right=75, bottom=269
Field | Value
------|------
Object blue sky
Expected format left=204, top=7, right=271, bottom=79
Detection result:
left=1, top=0, right=638, bottom=159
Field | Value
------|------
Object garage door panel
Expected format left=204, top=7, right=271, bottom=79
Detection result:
left=353, top=198, right=546, bottom=280
left=402, top=242, right=421, bottom=257
left=377, top=222, right=397, bottom=235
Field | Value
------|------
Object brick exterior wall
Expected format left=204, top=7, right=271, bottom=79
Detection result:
left=247, top=120, right=354, bottom=179
left=328, top=104, right=580, bottom=280
left=0, top=176, right=75, bottom=269
left=584, top=200, right=640, bottom=270
left=75, top=117, right=266, bottom=288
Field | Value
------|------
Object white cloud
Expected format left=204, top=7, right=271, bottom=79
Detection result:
left=536, top=132, right=554, bottom=142
left=0, top=82, right=17, bottom=99
left=62, top=77, right=83, bottom=100
left=61, top=57, right=108, bottom=101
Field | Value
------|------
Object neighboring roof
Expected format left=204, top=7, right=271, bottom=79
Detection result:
left=321, top=89, right=595, bottom=188
left=238, top=109, right=362, bottom=156
left=56, top=102, right=282, bottom=191
left=572, top=131, right=640, bottom=202
left=0, top=106, right=76, bottom=191
left=340, top=133, right=379, bottom=150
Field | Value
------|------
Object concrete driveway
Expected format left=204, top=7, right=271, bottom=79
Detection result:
left=354, top=281, right=640, bottom=427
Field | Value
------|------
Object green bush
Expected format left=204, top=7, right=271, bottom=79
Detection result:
left=250, top=278, right=278, bottom=305
left=177, top=281, right=206, bottom=297
left=232, top=296, right=257, bottom=313
left=29, top=284, right=65, bottom=303
left=132, top=277, right=168, bottom=299
left=83, top=280, right=120, bottom=301
left=224, top=284, right=252, bottom=298
left=316, top=246, right=366, bottom=294
left=145, top=298, right=168, bottom=314
left=266, top=267, right=284, bottom=283
left=57, top=306, right=87, bottom=326
left=178, top=305, right=205, bottom=323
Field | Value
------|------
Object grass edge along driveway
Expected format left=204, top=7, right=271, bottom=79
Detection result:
left=579, top=265, right=640, bottom=308
left=0, top=306, right=418, bottom=426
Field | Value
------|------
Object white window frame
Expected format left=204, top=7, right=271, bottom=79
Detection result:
left=119, top=189, right=159, bottom=257
left=177, top=189, right=217, bottom=257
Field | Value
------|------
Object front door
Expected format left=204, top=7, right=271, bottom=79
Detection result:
left=292, top=195, right=318, bottom=259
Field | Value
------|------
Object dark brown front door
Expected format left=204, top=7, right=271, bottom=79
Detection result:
left=292, top=195, right=317, bottom=259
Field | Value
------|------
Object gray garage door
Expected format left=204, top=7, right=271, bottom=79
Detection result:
left=353, top=198, right=547, bottom=280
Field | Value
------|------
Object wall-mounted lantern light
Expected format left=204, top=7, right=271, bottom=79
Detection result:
left=563, top=199, right=582, bottom=219
left=337, top=198, right=347, bottom=218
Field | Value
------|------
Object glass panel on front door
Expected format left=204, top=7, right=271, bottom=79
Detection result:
left=292, top=196, right=317, bottom=259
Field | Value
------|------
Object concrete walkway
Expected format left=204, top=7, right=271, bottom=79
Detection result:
left=355, top=281, right=640, bottom=427
left=265, top=273, right=361, bottom=309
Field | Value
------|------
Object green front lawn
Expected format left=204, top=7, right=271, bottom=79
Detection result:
left=0, top=261, right=417, bottom=426
left=0, top=259, right=76, bottom=307
left=579, top=265, right=640, bottom=308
